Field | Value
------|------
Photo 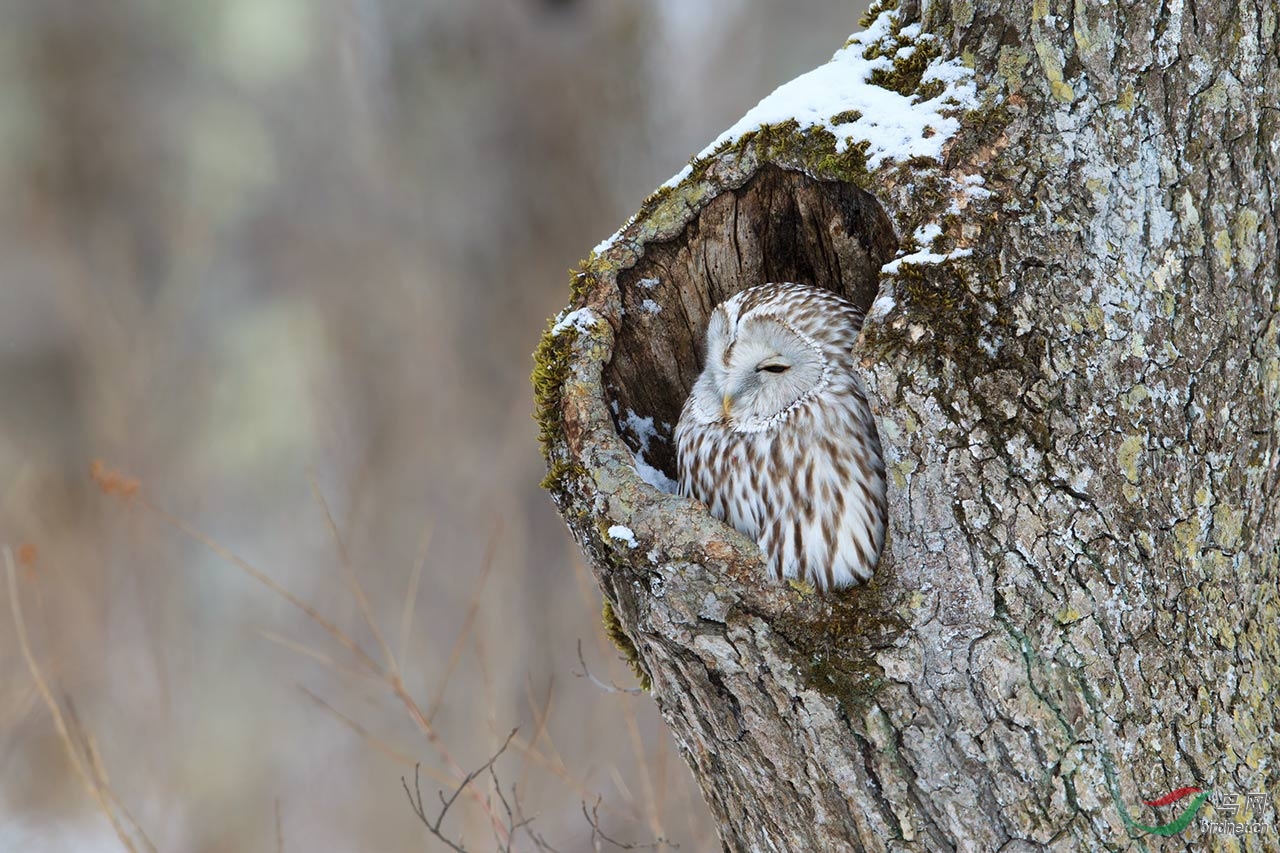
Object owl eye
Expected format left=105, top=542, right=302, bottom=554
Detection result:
left=758, top=363, right=790, bottom=374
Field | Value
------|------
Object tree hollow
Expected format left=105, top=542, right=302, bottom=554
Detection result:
left=606, top=165, right=898, bottom=477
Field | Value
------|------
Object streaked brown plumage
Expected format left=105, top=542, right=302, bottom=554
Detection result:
left=675, top=283, right=887, bottom=589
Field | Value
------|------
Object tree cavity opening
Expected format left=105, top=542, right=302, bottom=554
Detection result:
left=604, top=166, right=898, bottom=481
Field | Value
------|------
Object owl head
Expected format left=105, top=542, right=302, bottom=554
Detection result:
left=687, top=293, right=831, bottom=432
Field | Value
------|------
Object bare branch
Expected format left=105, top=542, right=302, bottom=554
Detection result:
left=495, top=774, right=558, bottom=852
left=582, top=798, right=677, bottom=851
left=402, top=728, right=519, bottom=852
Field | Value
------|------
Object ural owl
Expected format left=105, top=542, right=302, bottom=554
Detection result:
left=675, top=283, right=887, bottom=590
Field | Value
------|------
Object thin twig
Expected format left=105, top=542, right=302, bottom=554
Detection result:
left=487, top=767, right=518, bottom=851
left=507, top=779, right=558, bottom=852
left=402, top=728, right=518, bottom=852
left=583, top=798, right=677, bottom=851
left=571, top=559, right=663, bottom=838
left=489, top=771, right=556, bottom=851
left=574, top=640, right=644, bottom=695
left=275, top=798, right=284, bottom=853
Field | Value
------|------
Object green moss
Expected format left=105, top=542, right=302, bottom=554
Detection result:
left=740, top=119, right=873, bottom=185
left=531, top=312, right=582, bottom=496
left=830, top=108, right=864, bottom=125
left=648, top=120, right=875, bottom=213
left=898, top=262, right=964, bottom=314
left=869, top=40, right=945, bottom=101
left=569, top=263, right=601, bottom=302
left=540, top=458, right=584, bottom=493
left=858, top=0, right=900, bottom=30
left=961, top=96, right=1013, bottom=156
left=773, top=579, right=906, bottom=714
left=634, top=183, right=676, bottom=224
left=602, top=599, right=651, bottom=691
left=532, top=326, right=574, bottom=449
left=935, top=214, right=961, bottom=248
left=855, top=0, right=951, bottom=103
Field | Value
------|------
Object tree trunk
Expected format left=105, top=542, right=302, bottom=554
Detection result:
left=534, top=1, right=1279, bottom=849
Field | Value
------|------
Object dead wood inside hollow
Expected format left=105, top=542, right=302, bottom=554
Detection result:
left=605, top=165, right=898, bottom=477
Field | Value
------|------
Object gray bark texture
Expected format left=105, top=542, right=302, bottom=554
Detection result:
left=534, top=0, right=1279, bottom=850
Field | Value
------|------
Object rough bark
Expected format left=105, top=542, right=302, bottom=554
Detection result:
left=535, top=1, right=1279, bottom=850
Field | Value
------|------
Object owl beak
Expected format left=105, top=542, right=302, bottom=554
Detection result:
left=722, top=393, right=733, bottom=419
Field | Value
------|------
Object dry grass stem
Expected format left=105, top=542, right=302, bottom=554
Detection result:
left=95, top=473, right=513, bottom=836
left=426, top=522, right=500, bottom=725
left=256, top=629, right=384, bottom=685
left=296, top=684, right=425, bottom=769
left=136, top=493, right=383, bottom=677
left=519, top=676, right=555, bottom=792
left=398, top=521, right=434, bottom=673
left=92, top=462, right=685, bottom=846
left=4, top=545, right=150, bottom=853
left=310, top=475, right=401, bottom=680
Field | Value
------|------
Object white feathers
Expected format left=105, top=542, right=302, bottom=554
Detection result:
left=675, top=283, right=888, bottom=590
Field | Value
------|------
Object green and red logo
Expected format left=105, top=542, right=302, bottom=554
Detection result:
left=1132, top=786, right=1211, bottom=836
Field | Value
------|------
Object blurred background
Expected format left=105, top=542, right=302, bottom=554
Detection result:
left=0, top=1, right=866, bottom=850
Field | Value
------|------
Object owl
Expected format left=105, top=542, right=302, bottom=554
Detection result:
left=675, top=283, right=887, bottom=590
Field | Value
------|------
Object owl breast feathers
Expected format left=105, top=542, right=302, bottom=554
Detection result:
left=674, top=283, right=887, bottom=590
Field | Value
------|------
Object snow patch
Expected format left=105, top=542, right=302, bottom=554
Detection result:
left=551, top=307, right=600, bottom=337
left=869, top=291, right=897, bottom=318
left=960, top=173, right=992, bottom=198
left=913, top=222, right=943, bottom=247
left=634, top=456, right=679, bottom=494
left=660, top=7, right=977, bottom=189
left=621, top=408, right=679, bottom=493
left=607, top=525, right=639, bottom=549
left=593, top=9, right=987, bottom=266
left=622, top=410, right=659, bottom=453
left=881, top=247, right=972, bottom=275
